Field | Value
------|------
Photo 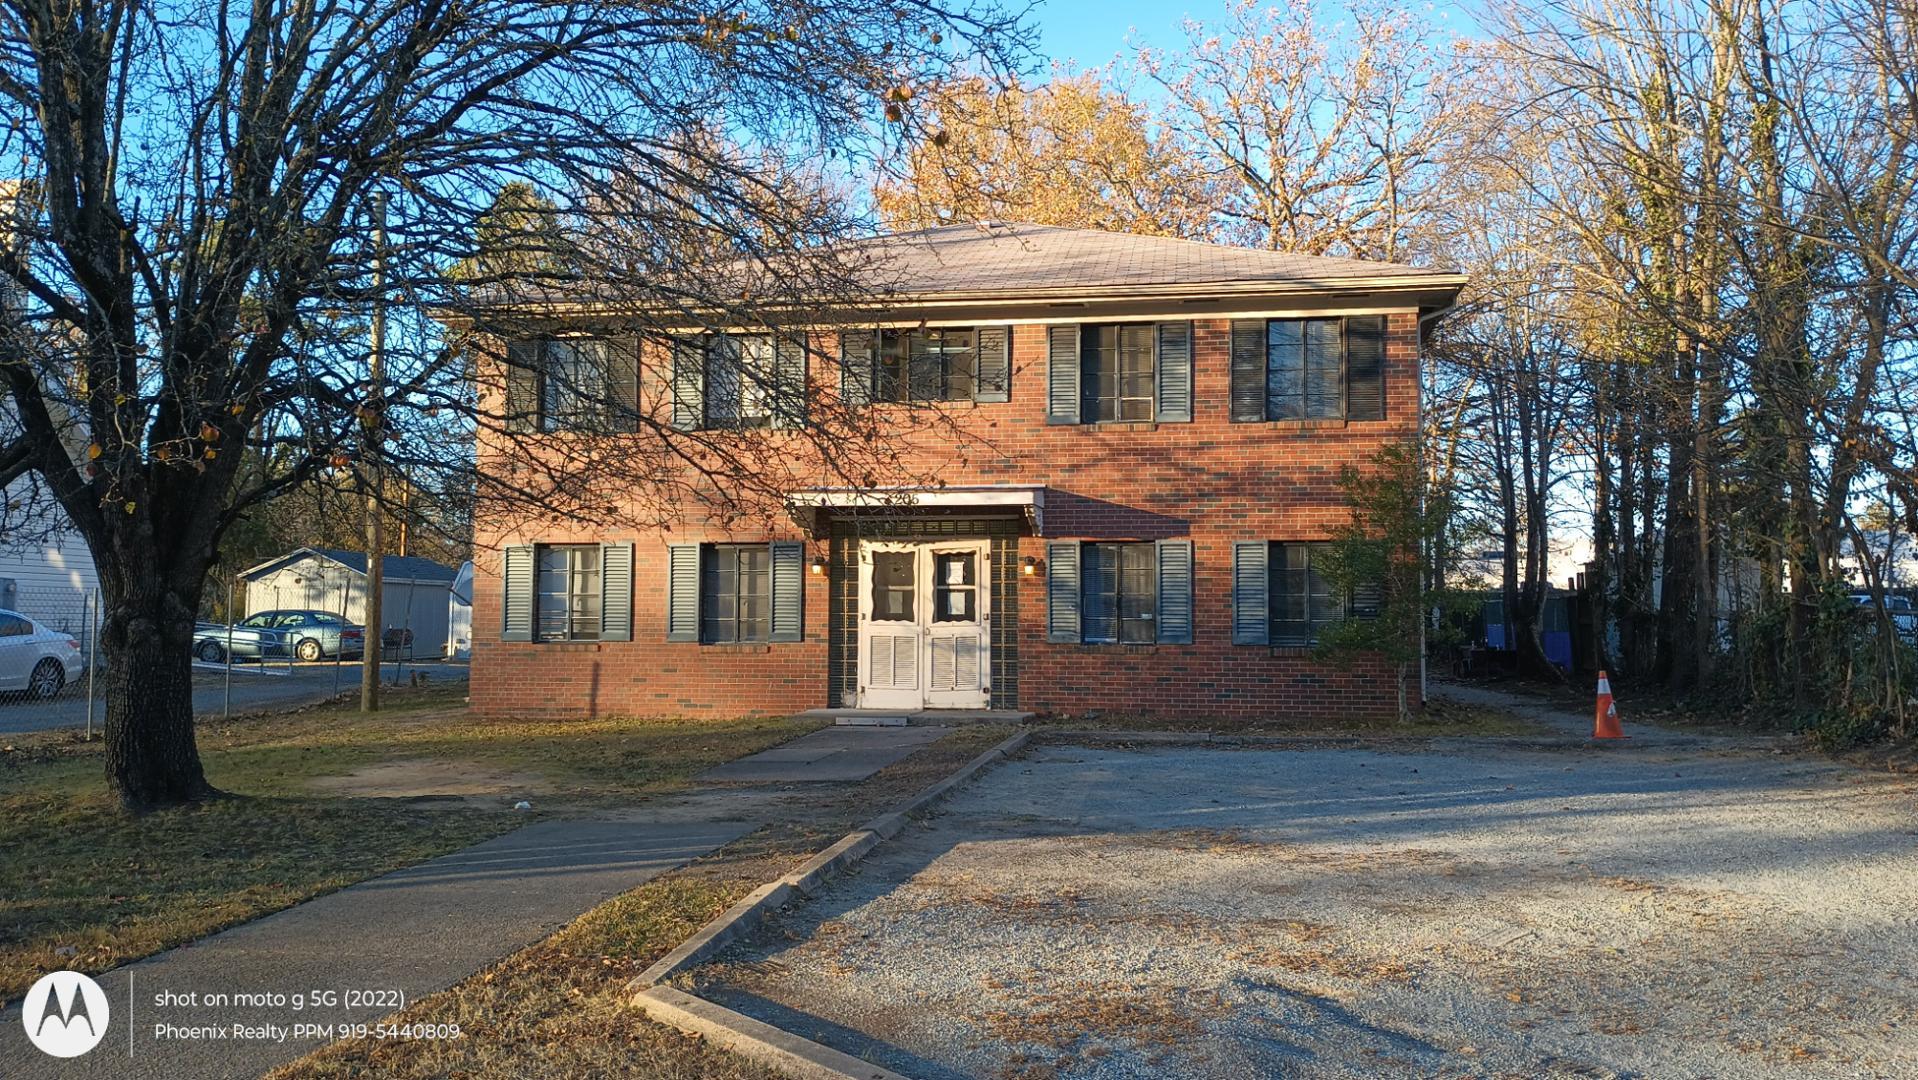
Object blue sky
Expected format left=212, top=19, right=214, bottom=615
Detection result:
left=1031, top=0, right=1219, bottom=69
left=1030, top=0, right=1485, bottom=75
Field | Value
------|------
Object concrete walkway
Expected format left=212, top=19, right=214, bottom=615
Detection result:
left=0, top=817, right=748, bottom=1080
left=701, top=725, right=950, bottom=784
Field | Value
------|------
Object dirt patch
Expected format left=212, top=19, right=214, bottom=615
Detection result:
left=309, top=757, right=546, bottom=800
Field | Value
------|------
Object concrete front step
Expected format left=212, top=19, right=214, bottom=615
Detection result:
left=797, top=707, right=1035, bottom=727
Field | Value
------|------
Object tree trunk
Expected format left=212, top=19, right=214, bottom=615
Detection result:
left=101, top=585, right=216, bottom=811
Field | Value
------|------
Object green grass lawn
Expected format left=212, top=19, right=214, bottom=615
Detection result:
left=0, top=685, right=819, bottom=1003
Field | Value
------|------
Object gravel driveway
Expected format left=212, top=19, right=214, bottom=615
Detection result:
left=692, top=741, right=1918, bottom=1079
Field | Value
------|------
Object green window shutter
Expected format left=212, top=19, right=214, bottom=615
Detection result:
left=1229, top=319, right=1267, bottom=423
left=602, top=337, right=641, bottom=433
left=599, top=542, right=634, bottom=641
left=1047, top=541, right=1081, bottom=642
left=774, top=336, right=808, bottom=428
left=670, top=338, right=704, bottom=431
left=504, top=341, right=541, bottom=433
left=1156, top=539, right=1194, bottom=644
left=666, top=544, right=701, bottom=642
left=839, top=329, right=875, bottom=406
left=769, top=541, right=805, bottom=642
left=501, top=545, right=535, bottom=641
left=1155, top=321, right=1193, bottom=422
left=1046, top=325, right=1081, bottom=424
left=1345, top=315, right=1386, bottom=421
left=974, top=325, right=1011, bottom=402
left=1232, top=541, right=1270, bottom=645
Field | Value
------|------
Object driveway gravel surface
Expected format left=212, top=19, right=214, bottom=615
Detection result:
left=694, top=741, right=1918, bottom=1079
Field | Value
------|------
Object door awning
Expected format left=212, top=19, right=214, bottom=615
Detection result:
left=786, top=485, right=1046, bottom=536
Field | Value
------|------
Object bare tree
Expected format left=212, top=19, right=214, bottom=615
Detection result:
left=0, top=0, right=1025, bottom=809
left=1141, top=0, right=1461, bottom=262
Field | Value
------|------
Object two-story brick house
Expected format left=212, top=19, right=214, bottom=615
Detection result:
left=469, top=222, right=1464, bottom=721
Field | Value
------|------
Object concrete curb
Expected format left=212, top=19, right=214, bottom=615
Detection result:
left=632, top=985, right=908, bottom=1080
left=1037, top=727, right=1717, bottom=752
left=629, top=729, right=1030, bottom=994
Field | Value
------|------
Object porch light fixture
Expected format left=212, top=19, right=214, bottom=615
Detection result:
left=809, top=557, right=828, bottom=576
left=1021, top=556, right=1041, bottom=576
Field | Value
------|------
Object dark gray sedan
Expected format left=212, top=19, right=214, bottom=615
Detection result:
left=193, top=610, right=366, bottom=663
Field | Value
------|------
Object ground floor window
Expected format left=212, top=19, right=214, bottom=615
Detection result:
left=537, top=544, right=601, bottom=641
left=702, top=544, right=772, bottom=643
left=1082, top=542, right=1157, bottom=643
left=1271, top=542, right=1344, bottom=647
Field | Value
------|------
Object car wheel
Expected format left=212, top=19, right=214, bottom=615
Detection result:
left=28, top=658, right=63, bottom=699
left=196, top=639, right=226, bottom=664
left=296, top=638, right=323, bottom=662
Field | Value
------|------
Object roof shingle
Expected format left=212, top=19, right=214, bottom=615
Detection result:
left=843, top=221, right=1463, bottom=300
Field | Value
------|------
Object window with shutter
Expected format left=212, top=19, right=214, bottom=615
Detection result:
left=701, top=544, right=771, bottom=642
left=1232, top=541, right=1270, bottom=645
left=670, top=339, right=705, bottom=431
left=706, top=335, right=777, bottom=429
left=1345, top=315, right=1386, bottom=421
left=1046, top=541, right=1080, bottom=641
left=1262, top=541, right=1383, bottom=646
left=974, top=326, right=1011, bottom=402
left=670, top=541, right=806, bottom=644
left=872, top=327, right=979, bottom=402
left=1081, top=324, right=1156, bottom=422
left=599, top=542, right=634, bottom=642
left=1046, top=325, right=1081, bottom=424
left=504, top=342, right=541, bottom=433
left=1231, top=316, right=1391, bottom=423
left=773, top=338, right=807, bottom=427
left=501, top=545, right=535, bottom=641
left=666, top=545, right=700, bottom=641
left=839, top=330, right=876, bottom=406
left=769, top=541, right=804, bottom=641
left=1155, top=321, right=1193, bottom=422
left=1156, top=539, right=1193, bottom=644
left=535, top=544, right=601, bottom=641
left=538, top=340, right=605, bottom=432
left=1081, top=542, right=1156, bottom=643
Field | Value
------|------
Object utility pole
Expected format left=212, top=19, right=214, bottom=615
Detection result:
left=360, top=193, right=387, bottom=713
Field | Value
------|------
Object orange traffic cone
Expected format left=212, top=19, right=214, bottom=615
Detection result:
left=1593, top=671, right=1627, bottom=739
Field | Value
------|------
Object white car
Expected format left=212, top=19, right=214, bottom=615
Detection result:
left=0, top=608, right=82, bottom=698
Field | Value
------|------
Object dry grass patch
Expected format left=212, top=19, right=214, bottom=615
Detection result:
left=273, top=724, right=1018, bottom=1079
left=0, top=685, right=820, bottom=1002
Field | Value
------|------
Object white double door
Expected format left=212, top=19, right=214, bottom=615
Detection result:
left=857, top=540, right=990, bottom=710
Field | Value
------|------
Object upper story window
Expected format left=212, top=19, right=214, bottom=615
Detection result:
left=706, top=335, right=777, bottom=429
left=671, top=334, right=807, bottom=431
left=840, top=326, right=1010, bottom=406
left=1230, top=315, right=1386, bottom=423
left=878, top=328, right=977, bottom=402
left=504, top=338, right=640, bottom=434
left=1082, top=325, right=1156, bottom=422
left=1045, top=322, right=1192, bottom=425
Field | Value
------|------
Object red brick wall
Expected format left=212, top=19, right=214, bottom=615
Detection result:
left=471, top=311, right=1424, bottom=722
